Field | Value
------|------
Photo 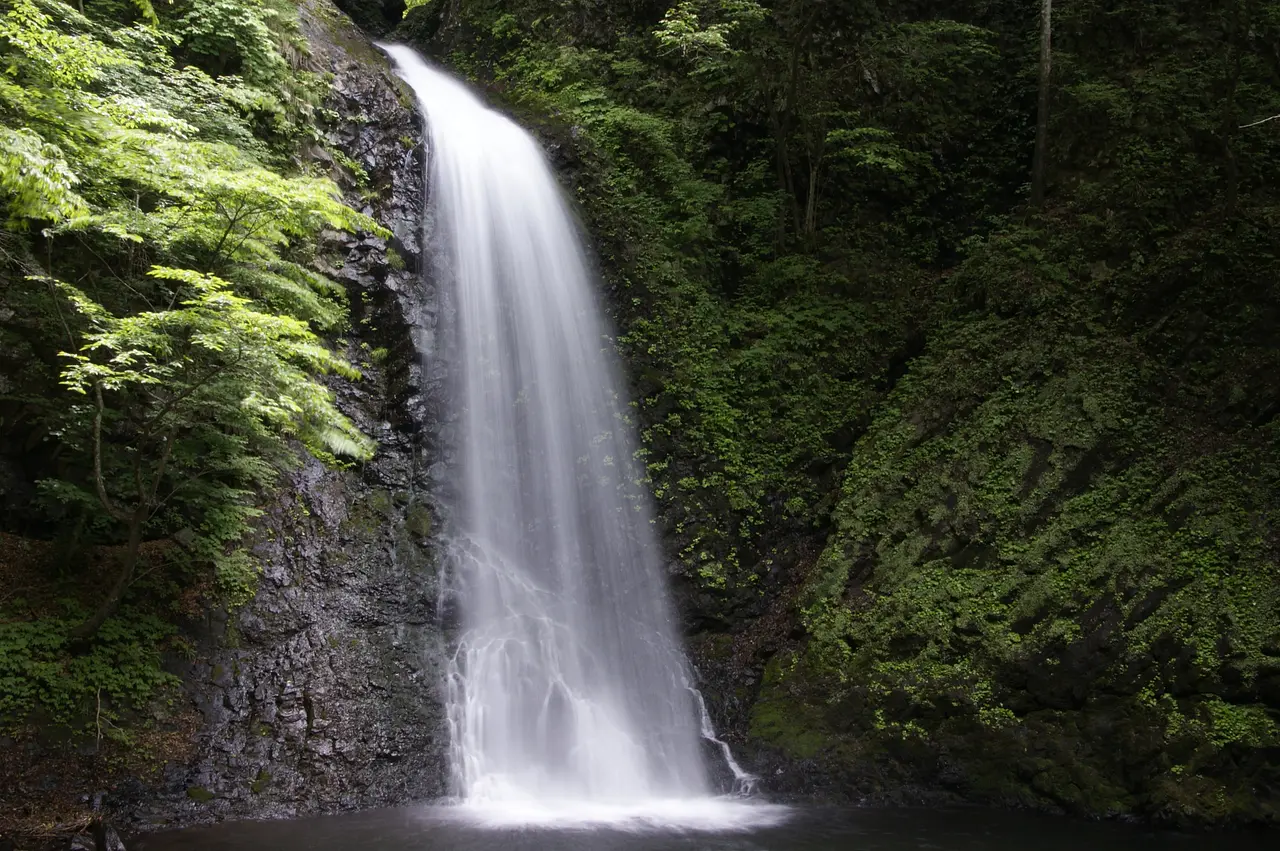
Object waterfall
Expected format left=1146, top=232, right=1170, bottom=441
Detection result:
left=381, top=46, right=783, bottom=829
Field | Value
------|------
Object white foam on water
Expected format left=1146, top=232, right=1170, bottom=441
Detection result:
left=425, top=798, right=792, bottom=832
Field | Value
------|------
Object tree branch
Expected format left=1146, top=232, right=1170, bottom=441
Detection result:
left=1239, top=113, right=1280, bottom=128
left=92, top=382, right=130, bottom=524
left=139, top=356, right=237, bottom=436
left=148, top=429, right=177, bottom=505
left=205, top=198, right=248, bottom=273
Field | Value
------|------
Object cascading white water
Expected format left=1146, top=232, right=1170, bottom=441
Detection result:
left=381, top=46, right=784, bottom=830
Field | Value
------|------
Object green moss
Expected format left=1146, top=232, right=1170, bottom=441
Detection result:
left=367, top=489, right=395, bottom=517
left=747, top=655, right=835, bottom=760
left=783, top=302, right=1280, bottom=823
left=186, top=786, right=215, bottom=803
left=696, top=632, right=733, bottom=661
left=250, top=769, right=272, bottom=795
left=749, top=699, right=831, bottom=760
left=404, top=504, right=433, bottom=538
left=344, top=488, right=397, bottom=535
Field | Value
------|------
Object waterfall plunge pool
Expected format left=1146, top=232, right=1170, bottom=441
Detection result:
left=131, top=805, right=1269, bottom=850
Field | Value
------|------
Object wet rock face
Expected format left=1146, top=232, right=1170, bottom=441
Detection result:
left=331, top=0, right=408, bottom=37
left=120, top=470, right=448, bottom=831
left=114, top=1, right=449, bottom=833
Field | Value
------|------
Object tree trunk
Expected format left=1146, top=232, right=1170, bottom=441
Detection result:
left=805, top=160, right=820, bottom=238
left=72, top=507, right=146, bottom=642
left=1030, top=0, right=1053, bottom=206
left=771, top=20, right=812, bottom=241
left=771, top=111, right=800, bottom=242
left=1221, top=0, right=1246, bottom=216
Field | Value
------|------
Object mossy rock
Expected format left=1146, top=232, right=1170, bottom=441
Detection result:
left=748, top=654, right=837, bottom=760
left=404, top=504, right=433, bottom=538
left=694, top=632, right=734, bottom=661
left=367, top=489, right=395, bottom=517
left=343, top=488, right=397, bottom=535
left=186, top=786, right=215, bottom=803
left=250, top=769, right=272, bottom=795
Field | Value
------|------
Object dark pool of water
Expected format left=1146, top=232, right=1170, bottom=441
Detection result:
left=131, top=804, right=1271, bottom=850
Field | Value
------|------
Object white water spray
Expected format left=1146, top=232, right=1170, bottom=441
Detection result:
left=380, top=46, right=784, bottom=830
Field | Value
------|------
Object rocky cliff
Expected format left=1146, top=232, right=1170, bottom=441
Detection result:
left=0, top=5, right=450, bottom=846
left=114, top=3, right=449, bottom=833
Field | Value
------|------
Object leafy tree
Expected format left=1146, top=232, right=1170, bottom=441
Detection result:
left=1, top=0, right=384, bottom=675
left=49, top=267, right=374, bottom=637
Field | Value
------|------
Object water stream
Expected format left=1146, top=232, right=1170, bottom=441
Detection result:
left=380, top=45, right=777, bottom=829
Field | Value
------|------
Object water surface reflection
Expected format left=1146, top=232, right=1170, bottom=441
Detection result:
left=132, top=805, right=1271, bottom=850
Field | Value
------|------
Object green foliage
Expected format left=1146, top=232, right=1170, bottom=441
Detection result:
left=0, top=0, right=384, bottom=735
left=654, top=1, right=764, bottom=62
left=166, top=0, right=330, bottom=149
left=791, top=299, right=1279, bottom=818
left=0, top=126, right=86, bottom=224
left=175, top=0, right=289, bottom=85
left=0, top=601, right=179, bottom=736
left=50, top=265, right=373, bottom=586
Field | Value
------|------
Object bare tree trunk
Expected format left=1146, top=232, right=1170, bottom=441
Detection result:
left=783, top=37, right=805, bottom=235
left=1030, top=0, right=1053, bottom=206
left=770, top=109, right=800, bottom=241
left=771, top=12, right=815, bottom=241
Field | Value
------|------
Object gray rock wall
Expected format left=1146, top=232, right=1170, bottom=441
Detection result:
left=114, top=1, right=450, bottom=834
